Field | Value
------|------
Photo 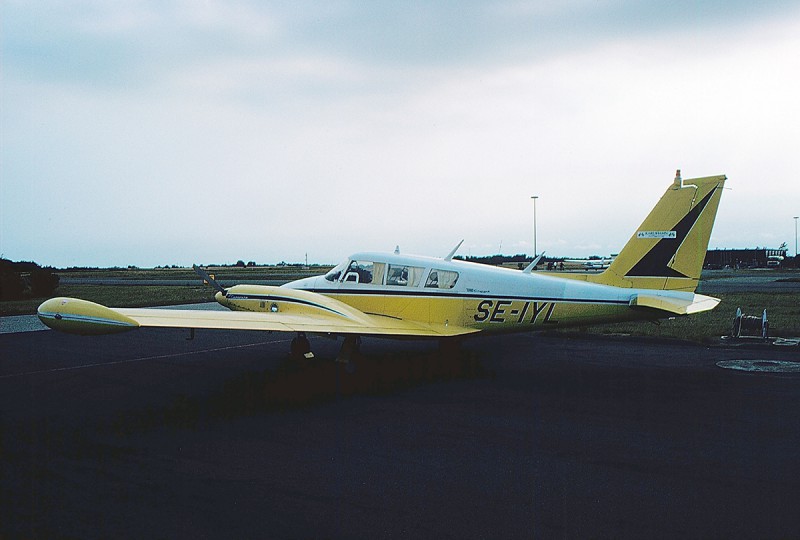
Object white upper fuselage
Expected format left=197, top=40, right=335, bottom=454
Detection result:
left=287, top=252, right=624, bottom=302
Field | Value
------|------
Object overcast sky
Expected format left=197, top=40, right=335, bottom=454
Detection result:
left=2, top=0, right=799, bottom=267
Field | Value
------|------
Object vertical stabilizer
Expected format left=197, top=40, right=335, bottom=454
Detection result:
left=589, top=172, right=726, bottom=292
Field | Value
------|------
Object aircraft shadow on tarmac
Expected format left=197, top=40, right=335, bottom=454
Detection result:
left=105, top=347, right=493, bottom=436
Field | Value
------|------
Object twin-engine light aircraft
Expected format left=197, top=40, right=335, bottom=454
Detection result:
left=39, top=171, right=726, bottom=359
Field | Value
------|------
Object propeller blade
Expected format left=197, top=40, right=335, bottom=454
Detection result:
left=193, top=265, right=227, bottom=295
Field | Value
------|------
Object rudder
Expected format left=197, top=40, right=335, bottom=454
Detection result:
left=590, top=171, right=726, bottom=292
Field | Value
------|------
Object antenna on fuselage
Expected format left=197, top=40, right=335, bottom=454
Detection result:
left=522, top=251, right=545, bottom=274
left=443, top=240, right=464, bottom=262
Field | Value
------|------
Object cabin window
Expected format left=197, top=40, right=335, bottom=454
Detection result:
left=387, top=264, right=424, bottom=287
left=343, top=260, right=375, bottom=284
left=425, top=269, right=459, bottom=289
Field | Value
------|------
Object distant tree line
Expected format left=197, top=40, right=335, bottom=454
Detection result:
left=0, top=259, right=60, bottom=301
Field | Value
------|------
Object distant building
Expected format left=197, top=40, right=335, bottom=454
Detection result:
left=704, top=247, right=788, bottom=269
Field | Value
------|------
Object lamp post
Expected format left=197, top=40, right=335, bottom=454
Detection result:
left=531, top=196, right=539, bottom=257
left=794, top=216, right=798, bottom=258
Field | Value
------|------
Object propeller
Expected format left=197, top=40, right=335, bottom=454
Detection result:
left=193, top=265, right=227, bottom=296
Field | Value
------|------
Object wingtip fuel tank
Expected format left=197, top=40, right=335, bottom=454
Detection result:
left=38, top=297, right=140, bottom=335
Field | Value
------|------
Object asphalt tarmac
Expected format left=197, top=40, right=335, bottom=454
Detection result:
left=2, top=327, right=799, bottom=539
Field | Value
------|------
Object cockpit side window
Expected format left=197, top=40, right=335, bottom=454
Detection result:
left=343, top=260, right=375, bottom=284
left=425, top=269, right=458, bottom=289
left=387, top=264, right=424, bottom=287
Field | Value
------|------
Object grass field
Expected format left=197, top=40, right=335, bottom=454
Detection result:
left=58, top=265, right=333, bottom=281
left=555, top=291, right=800, bottom=342
left=0, top=286, right=216, bottom=316
left=0, top=266, right=329, bottom=316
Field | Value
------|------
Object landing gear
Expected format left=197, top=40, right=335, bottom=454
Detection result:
left=290, top=333, right=314, bottom=359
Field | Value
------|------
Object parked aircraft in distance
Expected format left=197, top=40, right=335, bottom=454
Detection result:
left=39, top=171, right=726, bottom=360
left=562, top=255, right=617, bottom=270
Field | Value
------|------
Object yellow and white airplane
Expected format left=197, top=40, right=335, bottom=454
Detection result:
left=39, top=171, right=726, bottom=358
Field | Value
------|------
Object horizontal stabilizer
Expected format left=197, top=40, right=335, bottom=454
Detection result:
left=629, top=292, right=720, bottom=316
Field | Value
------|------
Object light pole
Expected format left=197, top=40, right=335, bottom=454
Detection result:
left=794, top=216, right=798, bottom=258
left=531, top=196, right=539, bottom=257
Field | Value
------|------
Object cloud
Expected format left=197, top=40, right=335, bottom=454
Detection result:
left=2, top=1, right=799, bottom=266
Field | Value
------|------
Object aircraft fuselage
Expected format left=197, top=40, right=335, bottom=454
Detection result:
left=215, top=251, right=689, bottom=335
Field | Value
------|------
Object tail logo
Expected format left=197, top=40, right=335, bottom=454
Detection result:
left=637, top=231, right=677, bottom=239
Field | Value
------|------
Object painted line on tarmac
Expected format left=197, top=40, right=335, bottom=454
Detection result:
left=716, top=360, right=800, bottom=373
left=0, top=338, right=291, bottom=380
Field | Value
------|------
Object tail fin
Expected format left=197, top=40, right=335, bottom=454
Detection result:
left=590, top=171, right=726, bottom=292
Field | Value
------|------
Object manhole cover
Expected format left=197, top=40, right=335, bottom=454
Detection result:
left=716, top=360, right=800, bottom=373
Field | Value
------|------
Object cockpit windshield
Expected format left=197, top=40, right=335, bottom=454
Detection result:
left=324, top=260, right=349, bottom=282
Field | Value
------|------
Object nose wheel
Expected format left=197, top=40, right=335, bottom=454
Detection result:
left=290, top=333, right=314, bottom=359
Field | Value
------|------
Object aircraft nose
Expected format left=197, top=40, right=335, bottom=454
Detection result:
left=214, top=291, right=227, bottom=306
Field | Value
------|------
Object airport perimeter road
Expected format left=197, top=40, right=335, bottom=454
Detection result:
left=697, top=269, right=800, bottom=294
left=2, top=329, right=799, bottom=539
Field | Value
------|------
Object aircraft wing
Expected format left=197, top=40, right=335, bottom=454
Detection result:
left=629, top=292, right=720, bottom=316
left=37, top=296, right=478, bottom=338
